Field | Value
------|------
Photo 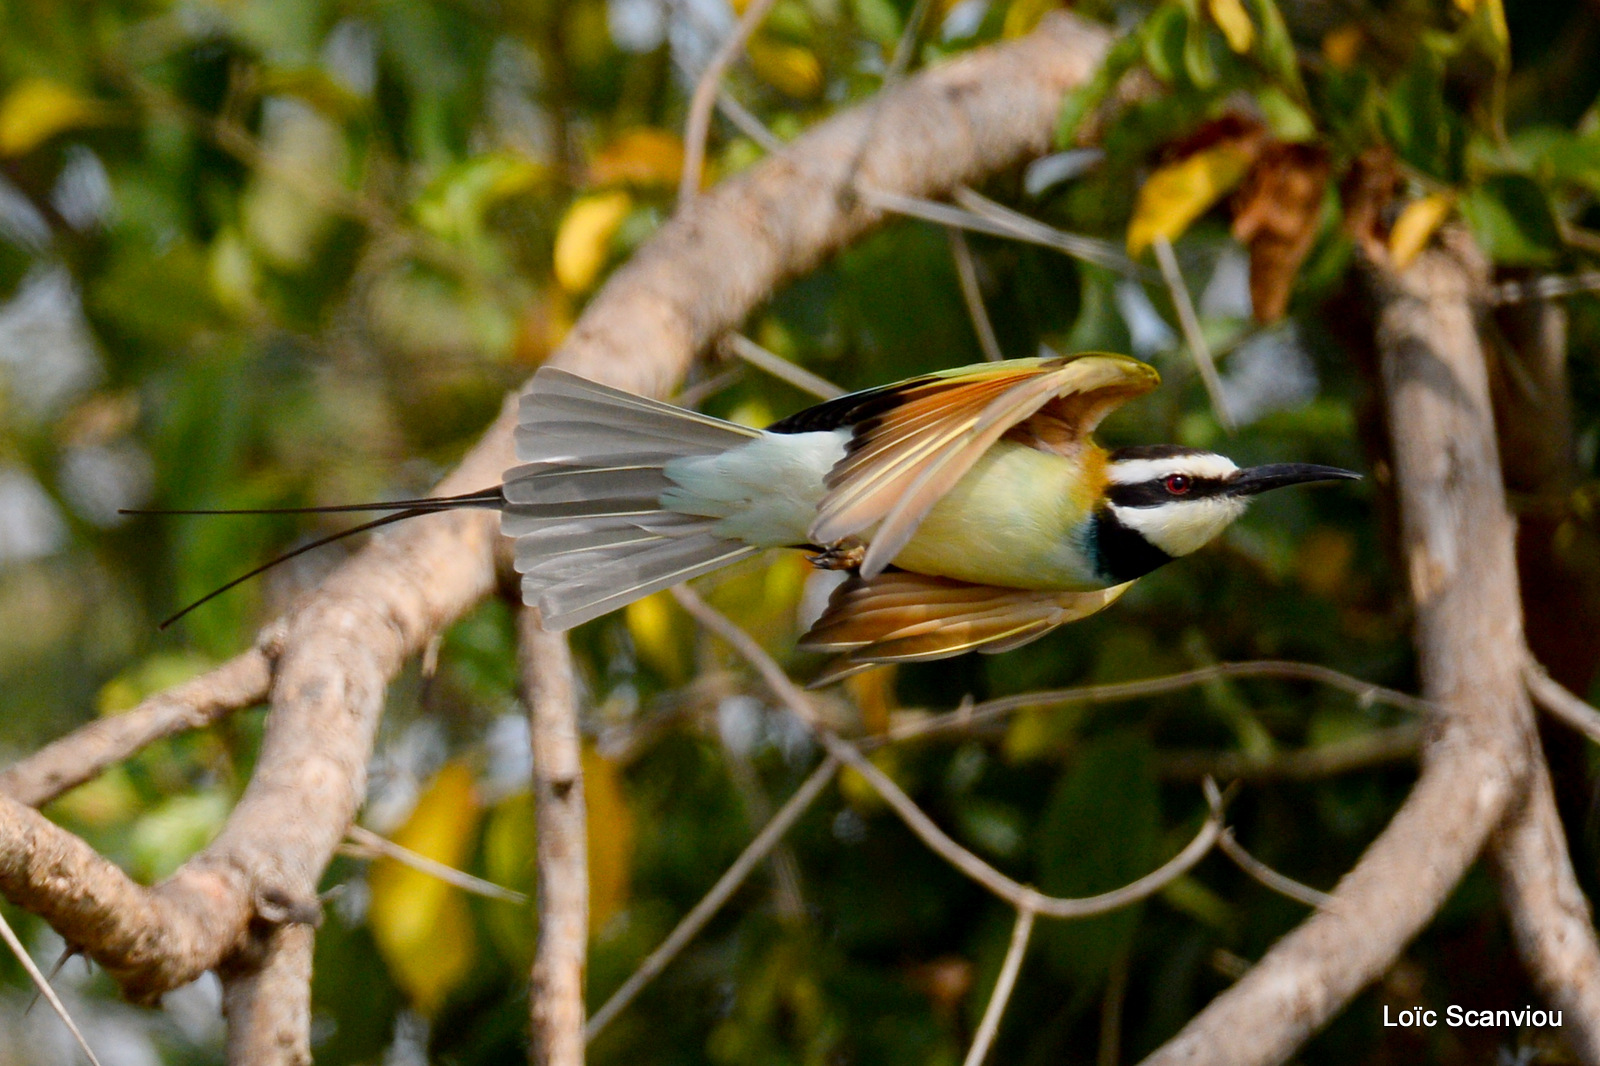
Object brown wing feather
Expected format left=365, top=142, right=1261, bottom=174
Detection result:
left=806, top=354, right=1159, bottom=577
left=802, top=571, right=1133, bottom=686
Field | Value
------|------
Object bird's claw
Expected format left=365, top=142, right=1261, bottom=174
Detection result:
left=808, top=542, right=866, bottom=571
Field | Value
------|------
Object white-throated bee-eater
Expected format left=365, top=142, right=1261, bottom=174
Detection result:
left=139, top=353, right=1359, bottom=681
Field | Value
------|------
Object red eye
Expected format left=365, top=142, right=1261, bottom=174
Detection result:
left=1164, top=474, right=1192, bottom=495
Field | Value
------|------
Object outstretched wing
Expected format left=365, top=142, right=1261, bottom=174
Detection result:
left=789, top=353, right=1158, bottom=577
left=800, top=570, right=1133, bottom=685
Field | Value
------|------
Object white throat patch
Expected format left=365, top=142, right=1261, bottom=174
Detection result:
left=1108, top=495, right=1249, bottom=558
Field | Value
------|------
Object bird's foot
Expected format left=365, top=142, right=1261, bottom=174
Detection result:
left=808, top=541, right=866, bottom=571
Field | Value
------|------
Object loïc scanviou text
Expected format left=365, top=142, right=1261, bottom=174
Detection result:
left=1383, top=1006, right=1561, bottom=1028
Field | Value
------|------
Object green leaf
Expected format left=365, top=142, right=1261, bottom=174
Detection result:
left=1382, top=48, right=1453, bottom=180
left=1247, top=0, right=1304, bottom=99
left=1505, top=126, right=1600, bottom=197
left=1459, top=174, right=1563, bottom=266
left=1035, top=732, right=1160, bottom=990
left=851, top=0, right=902, bottom=48
left=1142, top=3, right=1189, bottom=84
left=1183, top=0, right=1220, bottom=89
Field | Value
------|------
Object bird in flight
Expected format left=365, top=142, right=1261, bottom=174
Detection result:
left=137, top=353, right=1358, bottom=682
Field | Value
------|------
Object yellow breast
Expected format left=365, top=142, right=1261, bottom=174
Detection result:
left=888, top=441, right=1109, bottom=590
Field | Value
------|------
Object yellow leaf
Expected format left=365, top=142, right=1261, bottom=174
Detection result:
left=1126, top=140, right=1260, bottom=257
left=583, top=748, right=633, bottom=932
left=1320, top=25, right=1363, bottom=70
left=747, top=36, right=823, bottom=99
left=481, top=746, right=635, bottom=965
left=1207, top=0, right=1255, bottom=53
left=48, top=766, right=140, bottom=829
left=1003, top=0, right=1060, bottom=39
left=553, top=190, right=632, bottom=293
left=626, top=590, right=694, bottom=684
left=1452, top=0, right=1508, bottom=44
left=1388, top=193, right=1455, bottom=270
left=97, top=651, right=215, bottom=715
left=0, top=79, right=107, bottom=157
left=591, top=127, right=686, bottom=188
left=368, top=762, right=481, bottom=1015
left=844, top=664, right=897, bottom=735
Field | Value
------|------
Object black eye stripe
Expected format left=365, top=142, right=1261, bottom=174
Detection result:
left=1107, top=477, right=1230, bottom=508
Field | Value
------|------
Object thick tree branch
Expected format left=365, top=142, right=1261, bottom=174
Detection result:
left=220, top=925, right=314, bottom=1066
left=0, top=647, right=273, bottom=808
left=0, top=16, right=1117, bottom=1055
left=1142, top=235, right=1542, bottom=1064
left=1489, top=752, right=1600, bottom=1059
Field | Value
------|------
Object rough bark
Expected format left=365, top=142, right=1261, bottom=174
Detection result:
left=521, top=611, right=588, bottom=1066
left=0, top=11, right=1114, bottom=1055
left=1141, top=233, right=1577, bottom=1064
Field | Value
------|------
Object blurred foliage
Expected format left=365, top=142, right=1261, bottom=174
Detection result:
left=1, top=0, right=1599, bottom=1064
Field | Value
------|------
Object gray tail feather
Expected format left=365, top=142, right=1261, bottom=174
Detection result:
left=506, top=368, right=762, bottom=630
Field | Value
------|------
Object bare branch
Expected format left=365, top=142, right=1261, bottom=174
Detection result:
left=1141, top=232, right=1541, bottom=1066
left=961, top=904, right=1035, bottom=1066
left=0, top=647, right=273, bottom=808
left=1525, top=661, right=1600, bottom=747
left=830, top=736, right=1223, bottom=919
left=1152, top=235, right=1233, bottom=431
left=723, top=333, right=845, bottom=400
left=948, top=227, right=1004, bottom=362
left=586, top=755, right=840, bottom=1041
left=3, top=10, right=1118, bottom=1023
left=0, top=907, right=104, bottom=1066
left=1157, top=724, right=1421, bottom=782
left=863, top=186, right=1131, bottom=273
left=669, top=586, right=1225, bottom=920
left=0, top=792, right=253, bottom=1001
left=1492, top=270, right=1600, bottom=305
left=1489, top=748, right=1600, bottom=1063
left=679, top=0, right=782, bottom=208
left=1217, top=831, right=1335, bottom=910
left=220, top=925, right=313, bottom=1066
left=520, top=610, right=588, bottom=1066
left=341, top=826, right=527, bottom=905
left=877, top=661, right=1434, bottom=747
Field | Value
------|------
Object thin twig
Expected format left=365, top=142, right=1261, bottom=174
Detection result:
left=673, top=366, right=745, bottom=410
left=1157, top=724, right=1421, bottom=782
left=724, top=333, right=846, bottom=399
left=1524, top=661, right=1600, bottom=747
left=952, top=187, right=1140, bottom=275
left=863, top=186, right=1134, bottom=273
left=961, top=904, right=1035, bottom=1066
left=1492, top=271, right=1600, bottom=305
left=670, top=585, right=1225, bottom=918
left=876, top=661, right=1434, bottom=747
left=1217, top=830, right=1335, bottom=910
left=832, top=738, right=1224, bottom=917
left=948, top=227, right=1004, bottom=361
left=679, top=0, right=782, bottom=208
left=585, top=754, right=840, bottom=1040
left=714, top=91, right=784, bottom=153
left=0, top=908, right=104, bottom=1066
left=1152, top=234, right=1233, bottom=431
left=342, top=825, right=527, bottom=904
left=1098, top=948, right=1130, bottom=1066
left=521, top=611, right=589, bottom=1066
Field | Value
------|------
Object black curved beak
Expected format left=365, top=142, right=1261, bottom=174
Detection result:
left=1229, top=463, right=1362, bottom=496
